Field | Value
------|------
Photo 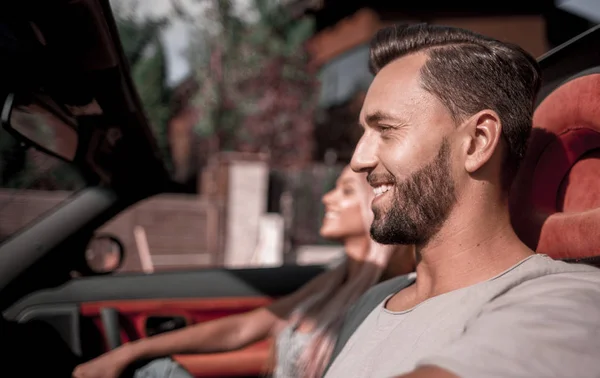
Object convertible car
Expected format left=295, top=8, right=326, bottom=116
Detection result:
left=0, top=0, right=599, bottom=377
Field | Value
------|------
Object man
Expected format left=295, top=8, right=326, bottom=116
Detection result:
left=323, top=23, right=600, bottom=378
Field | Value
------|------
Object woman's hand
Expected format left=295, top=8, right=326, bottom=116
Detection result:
left=72, top=346, right=133, bottom=378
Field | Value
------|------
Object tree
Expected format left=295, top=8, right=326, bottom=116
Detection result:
left=188, top=0, right=319, bottom=168
left=114, top=9, right=174, bottom=171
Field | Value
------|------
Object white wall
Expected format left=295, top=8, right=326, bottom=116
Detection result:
left=224, top=160, right=269, bottom=267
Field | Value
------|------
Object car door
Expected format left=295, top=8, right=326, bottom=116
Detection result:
left=5, top=263, right=324, bottom=377
left=0, top=180, right=333, bottom=378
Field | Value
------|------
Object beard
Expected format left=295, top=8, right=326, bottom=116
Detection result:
left=370, top=138, right=457, bottom=245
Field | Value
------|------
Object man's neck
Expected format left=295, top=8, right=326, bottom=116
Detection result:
left=412, top=194, right=534, bottom=299
left=382, top=244, right=416, bottom=281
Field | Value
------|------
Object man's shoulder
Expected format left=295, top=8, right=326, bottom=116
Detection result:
left=515, top=254, right=600, bottom=286
left=528, top=260, right=599, bottom=290
left=491, top=255, right=600, bottom=309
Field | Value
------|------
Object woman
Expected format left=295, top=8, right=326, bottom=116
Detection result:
left=72, top=166, right=415, bottom=378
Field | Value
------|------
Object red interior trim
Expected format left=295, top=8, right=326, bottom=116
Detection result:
left=80, top=297, right=275, bottom=377
left=173, top=343, right=273, bottom=377
left=80, top=297, right=272, bottom=316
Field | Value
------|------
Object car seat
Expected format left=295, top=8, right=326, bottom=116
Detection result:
left=510, top=25, right=600, bottom=267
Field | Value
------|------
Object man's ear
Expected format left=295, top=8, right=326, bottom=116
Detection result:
left=462, top=110, right=502, bottom=173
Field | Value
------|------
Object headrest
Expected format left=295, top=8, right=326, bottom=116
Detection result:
left=510, top=70, right=600, bottom=265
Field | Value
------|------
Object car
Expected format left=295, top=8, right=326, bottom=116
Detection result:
left=0, top=1, right=325, bottom=377
left=0, top=1, right=599, bottom=377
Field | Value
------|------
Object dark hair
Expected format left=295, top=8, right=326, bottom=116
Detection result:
left=369, top=23, right=541, bottom=188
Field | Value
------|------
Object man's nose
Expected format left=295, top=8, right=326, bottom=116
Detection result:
left=351, top=132, right=378, bottom=173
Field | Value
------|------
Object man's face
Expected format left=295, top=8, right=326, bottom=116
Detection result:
left=351, top=53, right=459, bottom=245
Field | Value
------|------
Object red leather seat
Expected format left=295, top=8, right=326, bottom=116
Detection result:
left=510, top=68, right=600, bottom=266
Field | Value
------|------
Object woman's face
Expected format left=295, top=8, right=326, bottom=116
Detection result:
left=319, top=167, right=367, bottom=241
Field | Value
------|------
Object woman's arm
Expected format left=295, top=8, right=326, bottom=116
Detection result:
left=120, top=268, right=333, bottom=361
left=72, top=269, right=335, bottom=378
left=123, top=307, right=280, bottom=361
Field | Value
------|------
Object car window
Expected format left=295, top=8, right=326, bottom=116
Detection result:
left=97, top=4, right=345, bottom=274
left=0, top=126, right=86, bottom=243
left=97, top=162, right=345, bottom=274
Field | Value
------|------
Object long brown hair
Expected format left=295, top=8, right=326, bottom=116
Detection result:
left=292, top=169, right=398, bottom=378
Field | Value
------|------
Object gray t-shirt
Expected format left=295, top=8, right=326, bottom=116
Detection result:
left=324, top=254, right=600, bottom=378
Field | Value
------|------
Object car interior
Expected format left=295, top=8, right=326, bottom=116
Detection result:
left=0, top=4, right=326, bottom=376
left=510, top=24, right=600, bottom=267
left=0, top=1, right=599, bottom=377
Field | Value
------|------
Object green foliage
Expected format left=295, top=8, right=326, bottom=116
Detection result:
left=117, top=18, right=167, bottom=67
left=189, top=0, right=319, bottom=167
left=131, top=38, right=172, bottom=168
left=115, top=13, right=173, bottom=171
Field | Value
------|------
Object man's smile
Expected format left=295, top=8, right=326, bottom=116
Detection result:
left=373, top=184, right=393, bottom=198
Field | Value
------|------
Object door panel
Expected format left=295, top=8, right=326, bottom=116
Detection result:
left=174, top=346, right=272, bottom=378
left=16, top=303, right=82, bottom=356
left=80, top=297, right=274, bottom=377
left=5, top=264, right=324, bottom=377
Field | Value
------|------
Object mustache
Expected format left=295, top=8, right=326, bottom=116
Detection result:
left=366, top=172, right=396, bottom=186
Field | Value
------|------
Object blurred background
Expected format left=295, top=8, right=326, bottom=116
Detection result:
left=0, top=0, right=598, bottom=273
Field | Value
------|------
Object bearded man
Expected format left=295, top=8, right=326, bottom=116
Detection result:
left=324, top=23, right=600, bottom=378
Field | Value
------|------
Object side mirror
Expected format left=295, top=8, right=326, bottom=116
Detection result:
left=1, top=92, right=79, bottom=161
left=85, top=234, right=124, bottom=274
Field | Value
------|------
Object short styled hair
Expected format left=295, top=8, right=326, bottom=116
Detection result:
left=369, top=23, right=541, bottom=187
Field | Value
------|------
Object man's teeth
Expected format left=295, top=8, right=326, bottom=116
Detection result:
left=373, top=185, right=393, bottom=197
left=325, top=211, right=338, bottom=218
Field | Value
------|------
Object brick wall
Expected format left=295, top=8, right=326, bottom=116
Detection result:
left=306, top=8, right=549, bottom=69
left=0, top=189, right=225, bottom=273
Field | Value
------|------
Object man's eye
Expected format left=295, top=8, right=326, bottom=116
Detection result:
left=378, top=125, right=395, bottom=138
